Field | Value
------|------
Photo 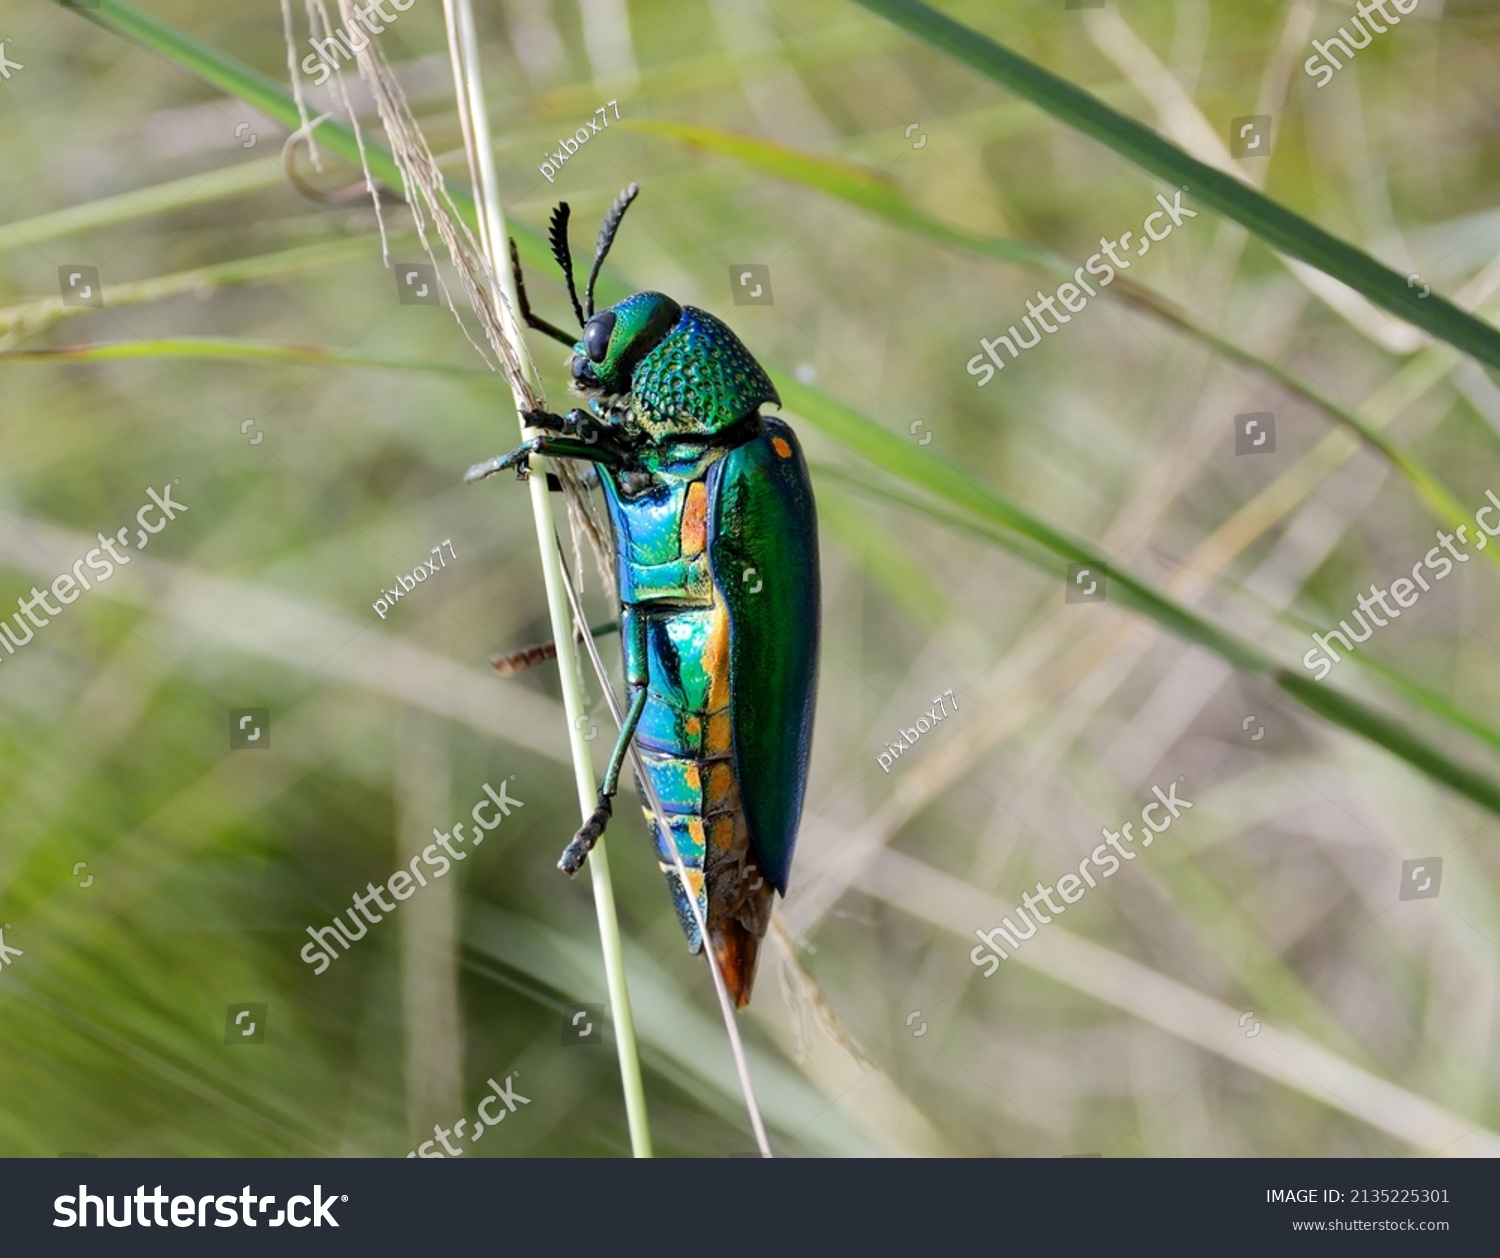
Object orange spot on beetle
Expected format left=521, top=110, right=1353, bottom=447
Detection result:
left=702, top=604, right=731, bottom=709
left=771, top=436, right=793, bottom=460
left=707, top=814, right=736, bottom=855
left=681, top=481, right=708, bottom=554
left=705, top=761, right=735, bottom=807
left=705, top=711, right=733, bottom=756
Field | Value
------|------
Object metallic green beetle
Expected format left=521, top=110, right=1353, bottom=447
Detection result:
left=469, top=186, right=819, bottom=1005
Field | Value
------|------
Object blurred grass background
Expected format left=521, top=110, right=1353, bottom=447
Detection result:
left=2, top=0, right=1500, bottom=1156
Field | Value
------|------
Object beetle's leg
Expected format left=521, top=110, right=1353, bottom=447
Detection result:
left=551, top=407, right=618, bottom=448
left=489, top=620, right=619, bottom=676
left=558, top=686, right=647, bottom=876
left=464, top=429, right=624, bottom=483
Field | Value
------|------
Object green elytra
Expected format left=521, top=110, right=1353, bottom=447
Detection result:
left=468, top=186, right=819, bottom=1005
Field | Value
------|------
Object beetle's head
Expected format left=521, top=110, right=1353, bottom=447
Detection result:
left=569, top=291, right=681, bottom=398
left=523, top=183, right=656, bottom=409
left=525, top=185, right=774, bottom=435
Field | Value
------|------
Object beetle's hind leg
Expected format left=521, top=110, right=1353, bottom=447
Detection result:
left=490, top=621, right=619, bottom=676
left=559, top=686, right=647, bottom=875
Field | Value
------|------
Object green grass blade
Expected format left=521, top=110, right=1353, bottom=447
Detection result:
left=0, top=236, right=386, bottom=349
left=835, top=456, right=1500, bottom=760
left=0, top=159, right=287, bottom=259
left=849, top=0, right=1500, bottom=370
left=776, top=375, right=1500, bottom=819
left=631, top=119, right=1500, bottom=575
left=624, top=119, right=1055, bottom=271
left=0, top=337, right=492, bottom=377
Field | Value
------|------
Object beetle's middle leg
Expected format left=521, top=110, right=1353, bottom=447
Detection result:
left=558, top=685, right=647, bottom=875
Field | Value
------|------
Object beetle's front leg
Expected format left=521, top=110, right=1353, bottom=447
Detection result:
left=554, top=407, right=626, bottom=451
left=519, top=405, right=573, bottom=434
left=464, top=411, right=623, bottom=483
left=463, top=436, right=544, bottom=483
left=516, top=406, right=613, bottom=443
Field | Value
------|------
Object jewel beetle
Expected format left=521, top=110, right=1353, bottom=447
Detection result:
left=468, top=185, right=819, bottom=1006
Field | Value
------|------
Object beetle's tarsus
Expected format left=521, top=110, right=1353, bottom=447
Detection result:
left=464, top=456, right=505, bottom=483
left=558, top=797, right=613, bottom=876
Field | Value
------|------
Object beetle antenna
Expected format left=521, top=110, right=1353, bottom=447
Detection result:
left=584, top=183, right=639, bottom=318
left=510, top=237, right=580, bottom=346
left=549, top=203, right=587, bottom=328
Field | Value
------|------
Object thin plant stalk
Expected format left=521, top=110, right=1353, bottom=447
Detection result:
left=555, top=557, right=773, bottom=1157
left=441, top=0, right=652, bottom=1157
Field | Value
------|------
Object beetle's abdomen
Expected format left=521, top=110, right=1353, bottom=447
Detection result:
left=604, top=465, right=774, bottom=1004
left=632, top=596, right=773, bottom=1005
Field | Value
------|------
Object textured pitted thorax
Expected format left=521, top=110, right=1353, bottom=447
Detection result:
left=629, top=306, right=780, bottom=434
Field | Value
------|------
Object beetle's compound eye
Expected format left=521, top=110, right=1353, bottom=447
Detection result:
left=584, top=311, right=616, bottom=363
